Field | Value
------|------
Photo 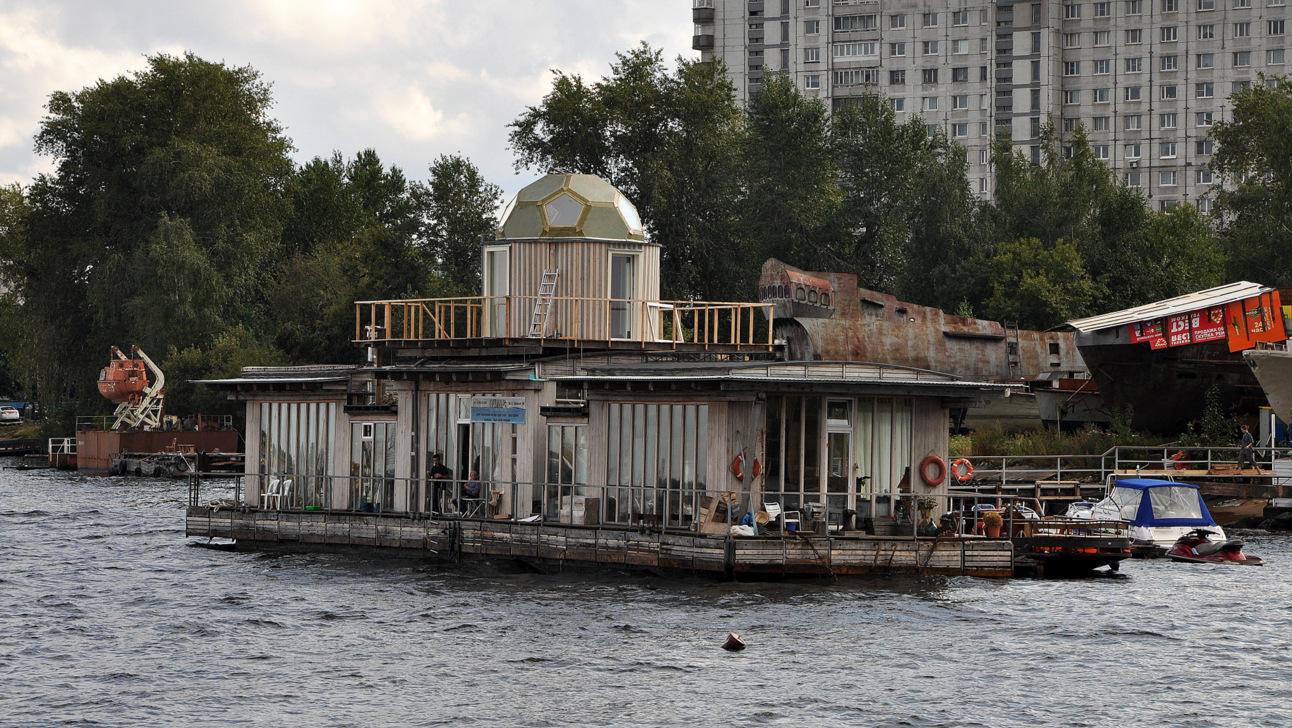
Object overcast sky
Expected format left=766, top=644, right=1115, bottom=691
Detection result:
left=0, top=0, right=695, bottom=202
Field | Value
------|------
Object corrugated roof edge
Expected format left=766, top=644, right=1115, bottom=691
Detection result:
left=1065, top=281, right=1270, bottom=333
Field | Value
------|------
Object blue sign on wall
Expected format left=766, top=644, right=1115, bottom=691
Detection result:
left=470, top=396, right=526, bottom=424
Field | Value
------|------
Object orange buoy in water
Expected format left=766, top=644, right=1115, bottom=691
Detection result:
left=722, top=632, right=746, bottom=651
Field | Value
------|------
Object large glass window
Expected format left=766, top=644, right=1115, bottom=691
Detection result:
left=350, top=421, right=396, bottom=511
left=258, top=401, right=336, bottom=508
left=605, top=403, right=708, bottom=527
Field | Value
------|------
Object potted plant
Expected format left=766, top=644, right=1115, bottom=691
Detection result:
left=982, top=508, right=1004, bottom=538
left=917, top=496, right=937, bottom=518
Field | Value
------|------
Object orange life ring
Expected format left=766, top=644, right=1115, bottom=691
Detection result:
left=919, top=455, right=946, bottom=486
left=952, top=458, right=974, bottom=484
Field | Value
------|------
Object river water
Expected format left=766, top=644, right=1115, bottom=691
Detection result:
left=2, top=463, right=1290, bottom=727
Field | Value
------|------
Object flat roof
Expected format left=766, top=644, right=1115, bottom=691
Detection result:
left=1066, top=281, right=1269, bottom=333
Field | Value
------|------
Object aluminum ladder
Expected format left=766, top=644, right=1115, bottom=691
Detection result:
left=528, top=269, right=560, bottom=338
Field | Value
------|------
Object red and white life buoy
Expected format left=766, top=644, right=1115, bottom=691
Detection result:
left=952, top=458, right=974, bottom=484
left=919, top=455, right=946, bottom=486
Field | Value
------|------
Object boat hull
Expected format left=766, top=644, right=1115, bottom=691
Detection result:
left=1244, top=349, right=1292, bottom=423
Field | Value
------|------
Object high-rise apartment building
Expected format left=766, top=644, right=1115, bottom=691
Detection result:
left=693, top=0, right=1290, bottom=209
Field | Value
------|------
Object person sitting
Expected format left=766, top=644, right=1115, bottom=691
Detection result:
left=455, top=471, right=482, bottom=513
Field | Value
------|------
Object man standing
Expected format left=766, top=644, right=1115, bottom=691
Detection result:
left=1238, top=424, right=1257, bottom=472
left=428, top=453, right=453, bottom=513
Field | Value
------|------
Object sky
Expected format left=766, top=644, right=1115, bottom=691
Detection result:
left=0, top=0, right=695, bottom=202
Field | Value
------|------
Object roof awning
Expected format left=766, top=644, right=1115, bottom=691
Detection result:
left=1066, top=281, right=1269, bottom=333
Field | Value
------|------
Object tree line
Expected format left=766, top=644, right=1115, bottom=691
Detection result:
left=0, top=47, right=1288, bottom=423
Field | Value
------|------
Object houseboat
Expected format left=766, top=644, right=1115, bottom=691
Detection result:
left=186, top=173, right=1128, bottom=578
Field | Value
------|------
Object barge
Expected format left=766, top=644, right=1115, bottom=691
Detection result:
left=187, top=173, right=1129, bottom=578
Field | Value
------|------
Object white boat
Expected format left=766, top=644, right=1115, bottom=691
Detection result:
left=1068, top=478, right=1224, bottom=548
left=1244, top=348, right=1292, bottom=423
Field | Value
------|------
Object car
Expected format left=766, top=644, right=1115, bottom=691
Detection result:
left=0, top=406, right=20, bottom=422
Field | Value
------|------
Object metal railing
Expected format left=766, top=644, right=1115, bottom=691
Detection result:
left=354, top=295, right=774, bottom=350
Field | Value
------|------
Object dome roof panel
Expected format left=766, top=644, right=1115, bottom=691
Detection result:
left=543, top=192, right=586, bottom=227
left=517, top=174, right=568, bottom=203
left=497, top=173, right=648, bottom=242
left=566, top=174, right=619, bottom=203
left=501, top=206, right=545, bottom=239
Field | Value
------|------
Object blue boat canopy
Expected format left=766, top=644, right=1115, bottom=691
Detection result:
left=1101, top=478, right=1217, bottom=528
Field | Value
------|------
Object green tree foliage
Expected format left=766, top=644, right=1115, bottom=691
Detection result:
left=13, top=52, right=294, bottom=410
left=1210, top=77, right=1292, bottom=285
left=986, top=237, right=1096, bottom=329
left=414, top=154, right=502, bottom=297
left=740, top=73, right=840, bottom=276
left=163, top=325, right=290, bottom=422
left=509, top=44, right=747, bottom=300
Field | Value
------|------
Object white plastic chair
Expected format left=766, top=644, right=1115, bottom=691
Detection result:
left=263, top=477, right=286, bottom=510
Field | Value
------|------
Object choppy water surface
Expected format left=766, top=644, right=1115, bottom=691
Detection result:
left=2, top=464, right=1291, bottom=727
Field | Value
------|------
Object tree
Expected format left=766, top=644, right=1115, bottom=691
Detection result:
left=740, top=73, right=839, bottom=276
left=986, top=237, right=1097, bottom=329
left=1210, top=77, right=1292, bottom=285
left=414, top=154, right=502, bottom=296
left=509, top=44, right=748, bottom=300
left=14, top=52, right=294, bottom=411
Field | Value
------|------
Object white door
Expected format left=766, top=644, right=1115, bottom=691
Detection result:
left=609, top=253, right=637, bottom=340
left=483, top=247, right=510, bottom=337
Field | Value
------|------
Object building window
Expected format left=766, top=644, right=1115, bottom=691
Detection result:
left=1031, top=117, right=1042, bottom=138
left=1032, top=59, right=1042, bottom=81
left=1235, top=22, right=1251, bottom=37
left=1126, top=57, right=1143, bottom=72
left=1161, top=55, right=1178, bottom=71
left=1161, top=85, right=1178, bottom=99
left=1093, top=116, right=1111, bottom=131
left=1199, top=0, right=1216, bottom=8
left=1126, top=29, right=1143, bottom=44
left=1197, top=139, right=1215, bottom=154
left=1160, top=141, right=1178, bottom=158
left=1033, top=3, right=1043, bottom=22
left=890, top=14, right=906, bottom=28
left=1095, top=1, right=1112, bottom=15
left=834, top=69, right=879, bottom=86
left=1197, top=82, right=1215, bottom=98
left=953, top=122, right=969, bottom=137
left=1197, top=53, right=1214, bottom=68
left=805, top=75, right=821, bottom=90
left=1162, top=26, right=1178, bottom=42
left=1064, top=61, right=1082, bottom=75
left=1095, top=87, right=1111, bottom=102
left=1065, top=4, right=1082, bottom=18
left=1235, top=0, right=1251, bottom=7
left=1161, top=170, right=1177, bottom=186
left=923, top=69, right=939, bottom=84
left=953, top=66, right=969, bottom=82
left=1234, top=51, right=1252, bottom=66
left=981, top=37, right=991, bottom=52
left=805, top=0, right=820, bottom=6
left=922, top=96, right=938, bottom=110
left=1094, top=59, right=1110, bottom=74
left=1125, top=86, right=1142, bottom=101
left=1271, top=19, right=1287, bottom=35
left=834, top=14, right=877, bottom=31
left=1031, top=88, right=1042, bottom=109
left=922, top=11, right=938, bottom=26
left=1197, top=111, right=1215, bottom=126
left=980, top=149, right=991, bottom=164
left=1064, top=90, right=1082, bottom=104
left=1064, top=33, right=1082, bottom=48
left=1268, top=48, right=1286, bottom=64
left=891, top=42, right=907, bottom=56
left=834, top=42, right=878, bottom=58
left=1125, top=114, right=1143, bottom=130
left=806, top=19, right=821, bottom=34
left=1198, top=197, right=1213, bottom=213
left=1234, top=80, right=1252, bottom=93
left=982, top=66, right=990, bottom=81
left=1094, top=30, right=1111, bottom=45
left=1032, top=31, right=1043, bottom=53
left=1064, top=117, right=1079, bottom=132
left=953, top=94, right=970, bottom=109
left=606, top=402, right=707, bottom=526
left=1160, top=112, right=1178, bottom=127
left=1127, top=0, right=1144, bottom=11
left=1128, top=171, right=1142, bottom=187
left=1163, top=0, right=1179, bottom=10
left=890, top=69, right=906, bottom=85
left=953, top=39, right=970, bottom=54
left=922, top=40, right=940, bottom=55
left=804, top=47, right=821, bottom=63
left=1160, top=200, right=1179, bottom=211
left=1094, top=144, right=1111, bottom=159
left=891, top=97, right=906, bottom=111
left=1198, top=24, right=1215, bottom=39
left=1126, top=142, right=1142, bottom=158
left=979, top=177, right=990, bottom=193
left=953, top=9, right=970, bottom=25
left=1197, top=169, right=1214, bottom=183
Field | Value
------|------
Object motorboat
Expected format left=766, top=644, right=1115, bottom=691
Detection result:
left=1167, top=528, right=1264, bottom=565
left=1071, top=478, right=1224, bottom=554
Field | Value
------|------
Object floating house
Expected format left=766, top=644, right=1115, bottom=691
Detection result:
left=188, top=174, right=1127, bottom=577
